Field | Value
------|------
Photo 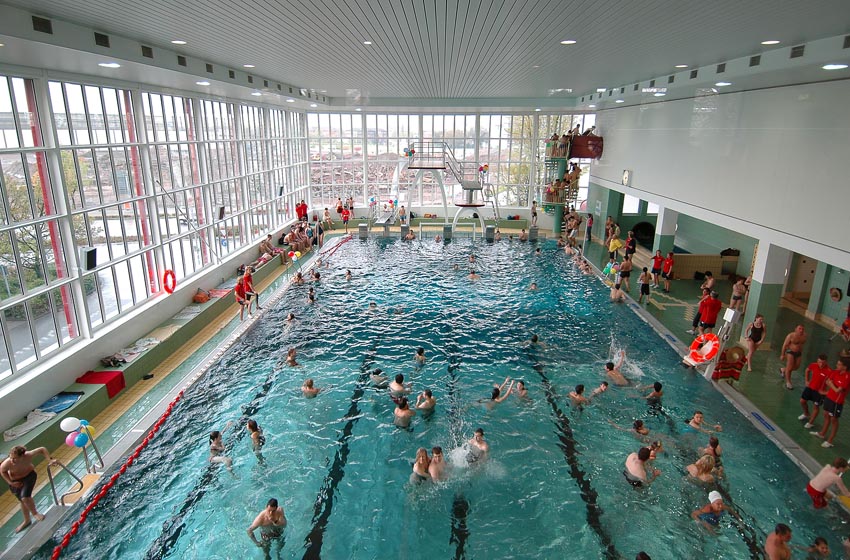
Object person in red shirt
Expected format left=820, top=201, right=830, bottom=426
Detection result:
left=234, top=277, right=251, bottom=321
left=650, top=250, right=664, bottom=288
left=341, top=208, right=351, bottom=233
left=296, top=200, right=308, bottom=221
left=800, top=355, right=832, bottom=428
left=812, top=357, right=850, bottom=447
left=697, top=291, right=723, bottom=335
left=242, top=265, right=261, bottom=313
left=661, top=252, right=674, bottom=293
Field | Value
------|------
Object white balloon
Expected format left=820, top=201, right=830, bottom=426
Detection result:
left=60, top=417, right=81, bottom=432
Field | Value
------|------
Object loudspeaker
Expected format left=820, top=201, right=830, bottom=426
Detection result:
left=217, top=206, right=226, bottom=220
left=79, top=247, right=97, bottom=271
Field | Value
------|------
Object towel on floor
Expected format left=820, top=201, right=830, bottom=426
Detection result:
left=3, top=410, right=56, bottom=442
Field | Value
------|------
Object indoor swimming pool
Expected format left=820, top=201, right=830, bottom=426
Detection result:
left=39, top=237, right=848, bottom=559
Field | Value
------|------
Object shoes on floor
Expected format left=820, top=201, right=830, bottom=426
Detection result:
left=685, top=329, right=695, bottom=334
left=798, top=414, right=809, bottom=420
left=822, top=441, right=835, bottom=448
left=804, top=422, right=815, bottom=429
left=810, top=431, right=824, bottom=438
left=786, top=383, right=793, bottom=390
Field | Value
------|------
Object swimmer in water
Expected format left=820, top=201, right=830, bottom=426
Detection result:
left=568, top=384, right=589, bottom=407
left=691, top=491, right=740, bottom=533
left=285, top=348, right=300, bottom=367
left=414, top=347, right=426, bottom=365
left=368, top=301, right=378, bottom=310
left=608, top=418, right=650, bottom=438
left=529, top=282, right=538, bottom=291
left=643, top=381, right=663, bottom=404
left=513, top=380, right=528, bottom=399
left=605, top=350, right=628, bottom=386
left=468, top=269, right=480, bottom=281
left=410, top=448, right=431, bottom=484
left=434, top=235, right=442, bottom=243
left=247, top=498, right=286, bottom=553
left=484, top=376, right=514, bottom=405
left=286, top=312, right=295, bottom=322
left=394, top=397, right=416, bottom=428
left=415, top=389, right=436, bottom=412
left=525, top=334, right=546, bottom=348
left=468, top=428, right=489, bottom=463
left=246, top=419, right=266, bottom=454
left=591, top=381, right=609, bottom=397
left=209, top=423, right=234, bottom=471
left=369, top=368, right=389, bottom=388
left=345, top=269, right=352, bottom=280
left=429, top=446, right=447, bottom=481
left=301, top=378, right=320, bottom=398
left=685, top=410, right=722, bottom=434
left=685, top=455, right=716, bottom=484
left=389, top=374, right=412, bottom=399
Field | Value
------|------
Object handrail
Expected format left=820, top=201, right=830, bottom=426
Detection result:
left=45, top=459, right=86, bottom=507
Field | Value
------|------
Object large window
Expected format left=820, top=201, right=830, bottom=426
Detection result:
left=0, top=73, right=309, bottom=383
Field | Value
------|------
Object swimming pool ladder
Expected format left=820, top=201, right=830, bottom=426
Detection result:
left=45, top=460, right=86, bottom=506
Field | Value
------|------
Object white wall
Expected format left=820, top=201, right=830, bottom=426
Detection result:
left=591, top=79, right=850, bottom=270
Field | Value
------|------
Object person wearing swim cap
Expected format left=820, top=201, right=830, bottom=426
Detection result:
left=691, top=490, right=740, bottom=532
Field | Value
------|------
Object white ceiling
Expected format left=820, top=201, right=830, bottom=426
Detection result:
left=4, top=0, right=850, bottom=102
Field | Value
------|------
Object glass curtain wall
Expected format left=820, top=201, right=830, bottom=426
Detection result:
left=0, top=72, right=309, bottom=383
left=307, top=112, right=595, bottom=209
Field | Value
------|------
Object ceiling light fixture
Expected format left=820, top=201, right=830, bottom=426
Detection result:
left=0, top=43, right=5, bottom=47
left=715, top=81, right=732, bottom=86
left=760, top=40, right=780, bottom=45
left=588, top=104, right=596, bottom=108
left=98, top=62, right=121, bottom=68
left=285, top=98, right=295, bottom=102
left=615, top=99, right=624, bottom=103
left=534, top=108, right=541, bottom=112
left=196, top=81, right=210, bottom=86
left=363, top=41, right=372, bottom=45
left=596, top=88, right=606, bottom=92
left=171, top=40, right=187, bottom=45
left=674, top=64, right=688, bottom=68
left=355, top=108, right=362, bottom=111
left=251, top=91, right=262, bottom=96
left=654, top=92, right=666, bottom=97
left=823, top=63, right=848, bottom=70
left=319, top=90, right=327, bottom=93
left=532, top=65, right=540, bottom=68
left=310, top=103, right=318, bottom=108
left=243, top=64, right=255, bottom=68
left=560, top=40, right=577, bottom=45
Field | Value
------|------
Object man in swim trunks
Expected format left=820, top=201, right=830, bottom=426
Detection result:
left=605, top=350, right=628, bottom=386
left=691, top=490, right=739, bottom=532
left=765, top=523, right=792, bottom=560
left=811, top=356, right=850, bottom=447
left=468, top=428, right=489, bottom=463
left=806, top=457, right=850, bottom=509
left=1, top=445, right=54, bottom=532
left=623, top=447, right=659, bottom=487
left=247, top=498, right=286, bottom=553
left=779, top=325, right=807, bottom=390
left=800, top=354, right=831, bottom=428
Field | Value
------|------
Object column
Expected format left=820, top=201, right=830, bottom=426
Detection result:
left=652, top=207, right=678, bottom=255
left=741, top=242, right=792, bottom=341
left=806, top=261, right=830, bottom=320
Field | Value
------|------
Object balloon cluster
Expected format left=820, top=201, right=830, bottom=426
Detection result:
left=287, top=250, right=302, bottom=262
left=61, top=417, right=96, bottom=448
left=369, top=197, right=377, bottom=206
left=478, top=164, right=490, bottom=174
left=388, top=199, right=398, bottom=205
left=403, top=147, right=416, bottom=157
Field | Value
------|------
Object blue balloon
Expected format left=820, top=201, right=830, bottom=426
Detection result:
left=79, top=419, right=89, bottom=427
left=74, top=432, right=89, bottom=447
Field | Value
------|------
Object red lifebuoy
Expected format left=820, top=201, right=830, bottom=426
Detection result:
left=688, top=333, right=720, bottom=364
left=163, top=270, right=176, bottom=294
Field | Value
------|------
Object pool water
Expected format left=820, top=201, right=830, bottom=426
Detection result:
left=39, top=237, right=848, bottom=559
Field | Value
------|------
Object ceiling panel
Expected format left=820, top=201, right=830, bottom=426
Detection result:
left=4, top=0, right=850, bottom=99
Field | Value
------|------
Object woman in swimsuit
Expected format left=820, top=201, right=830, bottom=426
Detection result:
left=686, top=455, right=716, bottom=484
left=744, top=314, right=767, bottom=372
left=247, top=419, right=265, bottom=453
left=209, top=423, right=233, bottom=470
left=691, top=491, right=739, bottom=533
left=410, top=448, right=431, bottom=484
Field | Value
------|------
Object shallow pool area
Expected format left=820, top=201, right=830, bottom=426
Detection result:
left=37, top=236, right=850, bottom=559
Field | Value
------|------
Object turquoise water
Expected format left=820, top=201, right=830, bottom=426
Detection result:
left=39, top=237, right=848, bottom=559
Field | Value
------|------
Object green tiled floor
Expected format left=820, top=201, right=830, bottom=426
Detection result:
left=582, top=238, right=850, bottom=466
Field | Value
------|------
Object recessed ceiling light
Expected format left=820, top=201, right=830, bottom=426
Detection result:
left=588, top=104, right=596, bottom=108
left=674, top=64, right=688, bottom=68
left=534, top=108, right=541, bottom=112
left=310, top=103, right=318, bottom=108
left=251, top=91, right=262, bottom=96
left=355, top=108, right=362, bottom=112
left=823, top=63, right=848, bottom=70
left=615, top=99, right=624, bottom=103
left=715, top=81, right=732, bottom=86
left=532, top=65, right=540, bottom=68
left=319, top=90, right=327, bottom=93
left=171, top=40, right=187, bottom=45
left=98, top=62, right=121, bottom=69
left=560, top=40, right=577, bottom=45
left=761, top=40, right=780, bottom=45
left=0, top=43, right=5, bottom=47
left=196, top=81, right=210, bottom=86
left=363, top=41, right=372, bottom=45
left=243, top=64, right=255, bottom=68
left=596, top=88, right=607, bottom=92
left=286, top=98, right=295, bottom=102
left=654, top=92, right=666, bottom=97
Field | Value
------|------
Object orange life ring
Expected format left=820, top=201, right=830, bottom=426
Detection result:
left=162, top=269, right=177, bottom=294
left=688, top=333, right=720, bottom=364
